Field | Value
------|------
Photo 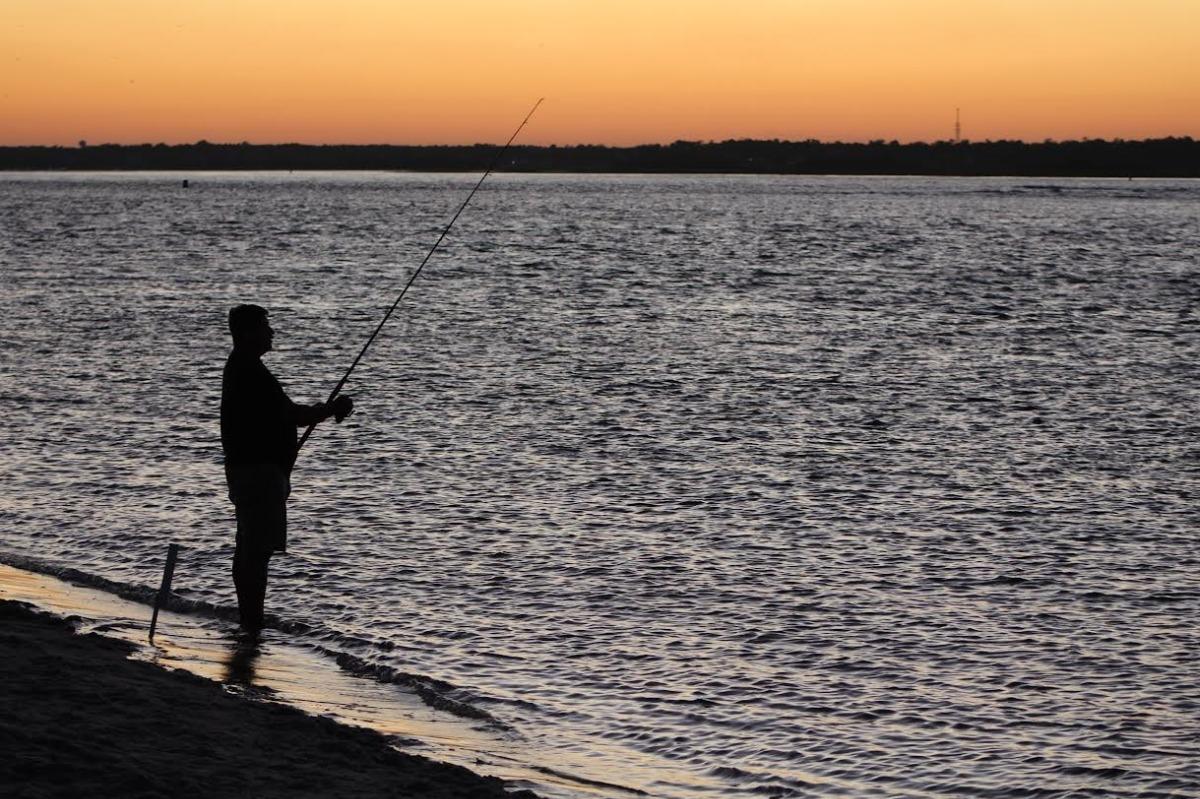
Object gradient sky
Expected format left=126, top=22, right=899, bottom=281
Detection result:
left=3, top=0, right=1197, bottom=145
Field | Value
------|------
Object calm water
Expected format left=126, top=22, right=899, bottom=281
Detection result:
left=1, top=172, right=1197, bottom=798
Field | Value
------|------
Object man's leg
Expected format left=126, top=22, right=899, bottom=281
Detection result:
left=232, top=541, right=271, bottom=630
left=232, top=498, right=282, bottom=631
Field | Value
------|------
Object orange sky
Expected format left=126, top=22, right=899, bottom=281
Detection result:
left=2, top=0, right=1197, bottom=145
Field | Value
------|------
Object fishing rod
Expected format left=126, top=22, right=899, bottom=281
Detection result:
left=295, top=97, right=544, bottom=456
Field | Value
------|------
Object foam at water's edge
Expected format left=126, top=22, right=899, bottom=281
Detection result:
left=315, top=645, right=506, bottom=726
left=0, top=550, right=505, bottom=728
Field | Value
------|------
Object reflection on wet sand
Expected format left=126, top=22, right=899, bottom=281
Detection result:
left=222, top=631, right=262, bottom=686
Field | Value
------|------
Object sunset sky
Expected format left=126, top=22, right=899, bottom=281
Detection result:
left=3, top=0, right=1197, bottom=146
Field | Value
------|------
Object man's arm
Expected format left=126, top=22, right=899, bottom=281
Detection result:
left=289, top=395, right=353, bottom=427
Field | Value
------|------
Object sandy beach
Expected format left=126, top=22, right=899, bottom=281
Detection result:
left=0, top=600, right=536, bottom=799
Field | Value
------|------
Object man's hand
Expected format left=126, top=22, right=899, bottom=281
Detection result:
left=331, top=395, right=354, bottom=423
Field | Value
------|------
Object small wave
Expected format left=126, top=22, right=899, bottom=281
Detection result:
left=1142, top=591, right=1199, bottom=603
left=530, top=765, right=648, bottom=796
left=0, top=393, right=93, bottom=406
left=1059, top=765, right=1132, bottom=778
left=314, top=646, right=506, bottom=728
left=709, top=765, right=814, bottom=796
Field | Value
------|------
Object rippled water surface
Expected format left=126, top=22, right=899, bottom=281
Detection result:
left=1, top=172, right=1197, bottom=798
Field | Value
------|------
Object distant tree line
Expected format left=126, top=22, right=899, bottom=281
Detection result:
left=1, top=137, right=1196, bottom=176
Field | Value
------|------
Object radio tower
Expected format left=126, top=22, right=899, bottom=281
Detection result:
left=955, top=108, right=962, bottom=142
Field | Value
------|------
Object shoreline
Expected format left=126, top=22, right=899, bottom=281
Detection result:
left=1, top=597, right=538, bottom=798
left=2, top=137, right=1197, bottom=177
left=0, top=560, right=648, bottom=799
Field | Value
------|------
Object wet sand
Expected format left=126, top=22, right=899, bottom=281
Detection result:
left=1, top=600, right=536, bottom=799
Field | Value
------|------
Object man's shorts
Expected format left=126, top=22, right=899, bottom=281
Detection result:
left=226, top=463, right=291, bottom=553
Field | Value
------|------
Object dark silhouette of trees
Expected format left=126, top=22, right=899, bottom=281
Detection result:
left=1, top=137, right=1196, bottom=176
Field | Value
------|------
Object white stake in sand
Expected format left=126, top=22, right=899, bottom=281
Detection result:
left=148, top=543, right=179, bottom=641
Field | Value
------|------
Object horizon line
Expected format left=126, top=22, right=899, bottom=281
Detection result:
left=6, top=135, right=1197, bottom=149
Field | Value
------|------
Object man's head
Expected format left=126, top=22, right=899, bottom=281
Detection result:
left=228, top=304, right=273, bottom=354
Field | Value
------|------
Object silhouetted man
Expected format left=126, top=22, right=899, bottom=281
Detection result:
left=221, top=304, right=353, bottom=631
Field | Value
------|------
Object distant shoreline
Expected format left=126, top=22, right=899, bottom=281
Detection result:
left=2, top=137, right=1197, bottom=177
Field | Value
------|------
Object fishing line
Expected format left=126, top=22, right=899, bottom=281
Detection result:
left=296, top=97, right=544, bottom=457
